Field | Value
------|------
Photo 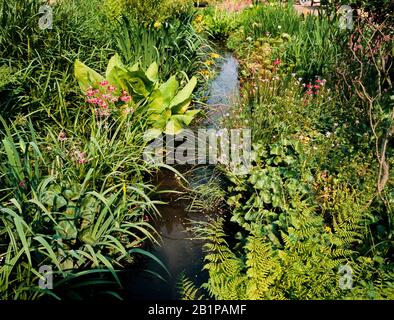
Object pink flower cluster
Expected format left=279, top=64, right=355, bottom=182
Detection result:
left=304, top=79, right=326, bottom=96
left=85, top=81, right=132, bottom=117
left=72, top=150, right=87, bottom=164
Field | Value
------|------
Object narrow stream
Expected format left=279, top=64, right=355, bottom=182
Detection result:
left=125, top=49, right=239, bottom=300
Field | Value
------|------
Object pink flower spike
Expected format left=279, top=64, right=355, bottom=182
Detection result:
left=120, top=95, right=131, bottom=102
left=306, top=90, right=313, bottom=95
left=273, top=58, right=281, bottom=66
left=108, top=85, right=116, bottom=92
left=86, top=89, right=95, bottom=97
left=100, top=80, right=109, bottom=87
left=313, top=85, right=320, bottom=90
left=93, top=98, right=102, bottom=105
left=121, top=90, right=128, bottom=96
left=102, top=93, right=112, bottom=100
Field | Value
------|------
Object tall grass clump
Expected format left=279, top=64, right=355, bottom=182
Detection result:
left=0, top=0, right=114, bottom=119
left=115, top=15, right=211, bottom=81
left=0, top=112, right=168, bottom=299
left=226, top=2, right=342, bottom=79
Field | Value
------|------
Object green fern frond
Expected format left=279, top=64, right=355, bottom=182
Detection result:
left=178, top=273, right=205, bottom=300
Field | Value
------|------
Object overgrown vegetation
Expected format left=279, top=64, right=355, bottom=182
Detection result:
left=1, top=0, right=392, bottom=301
left=0, top=0, right=211, bottom=299
left=182, top=0, right=393, bottom=300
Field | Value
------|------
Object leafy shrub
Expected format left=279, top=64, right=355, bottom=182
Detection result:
left=74, top=54, right=200, bottom=137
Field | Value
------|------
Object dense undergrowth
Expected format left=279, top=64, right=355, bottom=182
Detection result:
left=0, top=0, right=210, bottom=299
left=0, top=0, right=393, bottom=300
left=183, top=0, right=393, bottom=300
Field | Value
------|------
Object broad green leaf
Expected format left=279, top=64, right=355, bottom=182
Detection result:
left=108, top=66, right=131, bottom=92
left=41, top=191, right=67, bottom=211
left=106, top=53, right=124, bottom=79
left=146, top=62, right=159, bottom=82
left=128, top=62, right=140, bottom=72
left=147, top=89, right=166, bottom=114
left=159, top=76, right=179, bottom=106
left=74, top=59, right=104, bottom=92
left=148, top=109, right=171, bottom=129
left=184, top=109, right=201, bottom=117
left=56, top=220, right=78, bottom=240
left=126, top=70, right=153, bottom=97
left=165, top=117, right=184, bottom=135
left=169, top=76, right=197, bottom=110
left=171, top=98, right=192, bottom=115
left=172, top=109, right=200, bottom=126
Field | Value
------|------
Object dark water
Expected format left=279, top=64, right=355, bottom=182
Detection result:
left=125, top=51, right=240, bottom=300
left=204, top=51, right=240, bottom=128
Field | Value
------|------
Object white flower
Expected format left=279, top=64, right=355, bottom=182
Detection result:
left=278, top=25, right=282, bottom=29
left=325, top=132, right=332, bottom=138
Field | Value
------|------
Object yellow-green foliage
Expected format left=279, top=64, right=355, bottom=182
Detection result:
left=103, top=0, right=127, bottom=21
left=195, top=200, right=393, bottom=300
left=121, top=0, right=193, bottom=22
left=178, top=274, right=206, bottom=300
